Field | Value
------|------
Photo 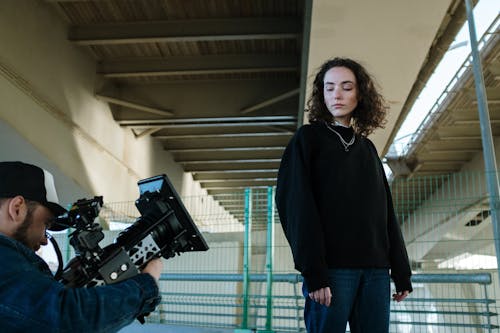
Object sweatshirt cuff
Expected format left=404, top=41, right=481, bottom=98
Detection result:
left=392, top=274, right=413, bottom=293
left=302, top=269, right=329, bottom=292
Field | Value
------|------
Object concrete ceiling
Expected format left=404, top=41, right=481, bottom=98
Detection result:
left=308, top=0, right=456, bottom=153
left=46, top=0, right=463, bottom=184
left=48, top=0, right=304, bottom=198
left=45, top=0, right=487, bottom=230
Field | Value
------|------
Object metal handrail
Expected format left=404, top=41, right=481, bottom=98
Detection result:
left=161, top=272, right=492, bottom=284
left=155, top=272, right=497, bottom=331
left=389, top=14, right=500, bottom=159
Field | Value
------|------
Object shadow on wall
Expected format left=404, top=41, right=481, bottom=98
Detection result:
left=0, top=119, right=88, bottom=207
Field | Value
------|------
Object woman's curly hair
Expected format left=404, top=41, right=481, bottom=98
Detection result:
left=306, top=57, right=388, bottom=137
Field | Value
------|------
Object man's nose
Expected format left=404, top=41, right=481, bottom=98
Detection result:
left=41, top=231, right=50, bottom=245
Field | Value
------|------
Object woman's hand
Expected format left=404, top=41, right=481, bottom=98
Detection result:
left=392, top=290, right=410, bottom=302
left=309, top=286, right=332, bottom=306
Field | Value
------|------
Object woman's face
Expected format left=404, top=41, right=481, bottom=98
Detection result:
left=323, top=66, right=358, bottom=126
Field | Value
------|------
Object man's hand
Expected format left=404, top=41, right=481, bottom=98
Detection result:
left=309, top=286, right=332, bottom=307
left=142, top=258, right=163, bottom=283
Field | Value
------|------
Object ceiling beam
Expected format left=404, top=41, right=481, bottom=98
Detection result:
left=200, top=179, right=277, bottom=188
left=182, top=160, right=281, bottom=172
left=487, top=62, right=500, bottom=80
left=182, top=158, right=281, bottom=164
left=453, top=119, right=500, bottom=125
left=133, top=127, right=162, bottom=138
left=449, top=107, right=484, bottom=113
left=153, top=132, right=293, bottom=140
left=169, top=146, right=285, bottom=153
left=426, top=148, right=480, bottom=154
left=466, top=87, right=500, bottom=101
left=95, top=93, right=173, bottom=116
left=438, top=135, right=482, bottom=140
left=123, top=121, right=296, bottom=129
left=117, top=116, right=296, bottom=124
left=417, top=160, right=469, bottom=165
left=208, top=188, right=269, bottom=195
left=193, top=170, right=278, bottom=181
left=69, top=17, right=300, bottom=45
left=194, top=169, right=278, bottom=174
left=241, top=88, right=299, bottom=114
left=200, top=178, right=277, bottom=183
left=117, top=116, right=297, bottom=129
left=98, top=54, right=299, bottom=78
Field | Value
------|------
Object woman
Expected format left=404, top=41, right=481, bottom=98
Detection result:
left=275, top=57, right=412, bottom=333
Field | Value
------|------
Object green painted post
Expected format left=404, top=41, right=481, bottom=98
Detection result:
left=65, top=228, right=71, bottom=263
left=237, top=188, right=252, bottom=332
left=260, top=186, right=276, bottom=333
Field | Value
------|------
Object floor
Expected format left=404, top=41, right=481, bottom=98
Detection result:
left=118, top=322, right=236, bottom=333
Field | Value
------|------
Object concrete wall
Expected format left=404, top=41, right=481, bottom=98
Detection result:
left=0, top=0, right=203, bottom=205
left=0, top=119, right=88, bottom=205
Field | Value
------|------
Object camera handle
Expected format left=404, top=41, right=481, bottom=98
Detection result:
left=48, top=233, right=64, bottom=280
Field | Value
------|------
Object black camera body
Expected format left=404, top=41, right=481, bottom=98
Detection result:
left=55, top=174, right=209, bottom=288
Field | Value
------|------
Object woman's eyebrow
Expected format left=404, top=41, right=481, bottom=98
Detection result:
left=324, top=80, right=355, bottom=85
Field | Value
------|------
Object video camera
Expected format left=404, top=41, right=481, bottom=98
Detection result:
left=52, top=174, right=209, bottom=288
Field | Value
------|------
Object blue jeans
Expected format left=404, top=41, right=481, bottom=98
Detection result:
left=302, top=268, right=390, bottom=333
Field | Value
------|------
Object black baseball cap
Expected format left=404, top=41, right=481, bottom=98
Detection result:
left=0, top=161, right=68, bottom=231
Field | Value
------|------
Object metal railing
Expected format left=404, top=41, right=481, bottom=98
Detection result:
left=146, top=273, right=497, bottom=332
left=392, top=273, right=498, bottom=332
left=78, top=171, right=500, bottom=332
left=387, top=13, right=499, bottom=159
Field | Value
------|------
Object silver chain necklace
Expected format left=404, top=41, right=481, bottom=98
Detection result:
left=325, top=123, right=355, bottom=152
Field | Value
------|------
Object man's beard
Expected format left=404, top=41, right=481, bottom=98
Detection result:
left=12, top=209, right=34, bottom=249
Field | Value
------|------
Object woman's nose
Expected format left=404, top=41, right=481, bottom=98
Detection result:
left=332, top=88, right=342, bottom=99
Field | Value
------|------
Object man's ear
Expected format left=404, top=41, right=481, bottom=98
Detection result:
left=7, top=195, right=27, bottom=225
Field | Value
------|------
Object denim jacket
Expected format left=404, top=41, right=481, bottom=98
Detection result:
left=0, top=234, right=161, bottom=333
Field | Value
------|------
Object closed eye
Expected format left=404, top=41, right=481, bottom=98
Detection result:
left=342, top=83, right=354, bottom=90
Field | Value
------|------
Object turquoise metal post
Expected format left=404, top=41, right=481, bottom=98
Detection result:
left=464, top=0, right=500, bottom=275
left=65, top=228, right=71, bottom=262
left=483, top=284, right=492, bottom=333
left=239, top=188, right=252, bottom=331
left=260, top=186, right=276, bottom=333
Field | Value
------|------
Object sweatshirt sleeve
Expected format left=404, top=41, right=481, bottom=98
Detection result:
left=382, top=169, right=413, bottom=293
left=275, top=127, right=329, bottom=292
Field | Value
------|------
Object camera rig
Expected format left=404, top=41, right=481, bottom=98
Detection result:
left=52, top=174, right=209, bottom=288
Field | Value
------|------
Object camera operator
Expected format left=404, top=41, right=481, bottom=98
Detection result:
left=0, top=161, right=163, bottom=332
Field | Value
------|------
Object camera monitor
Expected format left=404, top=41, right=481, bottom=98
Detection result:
left=131, top=174, right=209, bottom=257
left=58, top=173, right=209, bottom=288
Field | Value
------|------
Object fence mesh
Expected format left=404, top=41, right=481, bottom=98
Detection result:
left=41, top=171, right=500, bottom=332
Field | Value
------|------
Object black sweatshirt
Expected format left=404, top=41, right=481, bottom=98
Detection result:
left=275, top=123, right=412, bottom=293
